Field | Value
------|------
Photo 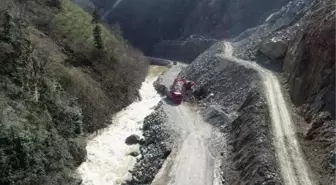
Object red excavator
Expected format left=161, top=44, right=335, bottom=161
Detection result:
left=168, top=78, right=196, bottom=104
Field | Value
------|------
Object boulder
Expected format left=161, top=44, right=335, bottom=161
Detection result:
left=305, top=111, right=332, bottom=140
left=201, top=105, right=231, bottom=128
left=258, top=37, right=288, bottom=59
left=125, top=134, right=141, bottom=145
left=128, top=151, right=140, bottom=157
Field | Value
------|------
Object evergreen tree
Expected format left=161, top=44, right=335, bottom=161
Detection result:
left=3, top=10, right=15, bottom=42
left=92, top=9, right=103, bottom=50
left=92, top=9, right=100, bottom=24
left=93, top=24, right=103, bottom=50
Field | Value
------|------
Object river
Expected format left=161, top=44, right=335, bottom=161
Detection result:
left=77, top=66, right=166, bottom=185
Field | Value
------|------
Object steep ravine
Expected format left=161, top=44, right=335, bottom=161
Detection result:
left=74, top=0, right=334, bottom=184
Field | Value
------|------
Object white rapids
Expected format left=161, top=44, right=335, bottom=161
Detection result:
left=77, top=66, right=165, bottom=185
left=219, top=42, right=314, bottom=185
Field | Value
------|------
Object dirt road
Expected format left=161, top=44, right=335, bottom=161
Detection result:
left=152, top=103, right=222, bottom=185
left=219, top=42, right=314, bottom=185
left=152, top=64, right=223, bottom=185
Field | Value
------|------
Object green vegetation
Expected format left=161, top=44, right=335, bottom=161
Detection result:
left=0, top=0, right=149, bottom=184
left=92, top=9, right=104, bottom=50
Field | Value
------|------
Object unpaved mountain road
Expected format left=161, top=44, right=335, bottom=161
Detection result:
left=152, top=103, right=222, bottom=185
left=152, top=64, right=223, bottom=185
left=219, top=42, right=315, bottom=185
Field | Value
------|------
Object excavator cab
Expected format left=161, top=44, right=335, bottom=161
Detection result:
left=169, top=91, right=183, bottom=104
left=168, top=78, right=196, bottom=104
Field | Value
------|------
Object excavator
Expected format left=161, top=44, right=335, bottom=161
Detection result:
left=167, top=78, right=196, bottom=104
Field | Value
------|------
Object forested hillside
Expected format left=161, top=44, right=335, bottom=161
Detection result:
left=0, top=0, right=148, bottom=184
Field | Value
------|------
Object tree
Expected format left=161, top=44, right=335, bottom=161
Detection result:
left=93, top=25, right=103, bottom=50
left=2, top=10, right=15, bottom=42
left=1, top=10, right=48, bottom=102
left=92, top=9, right=100, bottom=24
left=92, top=9, right=104, bottom=50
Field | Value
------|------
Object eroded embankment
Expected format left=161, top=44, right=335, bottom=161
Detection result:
left=123, top=65, right=184, bottom=185
left=221, top=88, right=282, bottom=185
left=125, top=104, right=174, bottom=185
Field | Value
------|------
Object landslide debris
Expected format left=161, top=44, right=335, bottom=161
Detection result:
left=222, top=88, right=282, bottom=185
left=125, top=105, right=173, bottom=185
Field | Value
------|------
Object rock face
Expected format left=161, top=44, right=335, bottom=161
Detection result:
left=258, top=37, right=288, bottom=59
left=283, top=6, right=335, bottom=184
left=283, top=0, right=335, bottom=120
left=125, top=134, right=141, bottom=145
left=232, top=0, right=314, bottom=60
left=92, top=0, right=291, bottom=54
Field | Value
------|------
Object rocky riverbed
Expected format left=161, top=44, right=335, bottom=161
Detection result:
left=124, top=104, right=174, bottom=185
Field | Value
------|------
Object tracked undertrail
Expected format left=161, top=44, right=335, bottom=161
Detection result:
left=219, top=42, right=314, bottom=185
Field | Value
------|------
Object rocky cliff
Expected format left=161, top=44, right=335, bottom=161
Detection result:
left=186, top=0, right=335, bottom=183
left=283, top=1, right=335, bottom=182
left=283, top=0, right=335, bottom=120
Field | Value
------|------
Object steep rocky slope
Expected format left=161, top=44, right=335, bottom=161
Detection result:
left=283, top=0, right=335, bottom=183
left=231, top=1, right=335, bottom=182
left=283, top=0, right=335, bottom=119
left=232, top=0, right=314, bottom=60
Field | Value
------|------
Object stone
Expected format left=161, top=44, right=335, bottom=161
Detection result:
left=129, top=151, right=140, bottom=157
left=305, top=111, right=332, bottom=140
left=125, top=134, right=141, bottom=145
left=258, top=37, right=288, bottom=59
